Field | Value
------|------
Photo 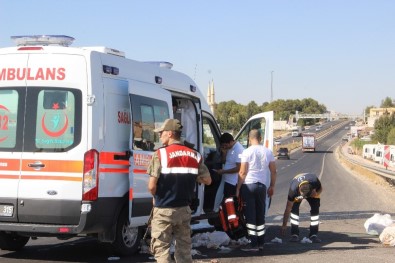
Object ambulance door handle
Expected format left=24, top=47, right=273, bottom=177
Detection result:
left=114, top=150, right=132, bottom=160
left=28, top=161, right=46, bottom=170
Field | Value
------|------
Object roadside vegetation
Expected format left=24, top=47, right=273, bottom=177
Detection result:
left=214, top=98, right=326, bottom=133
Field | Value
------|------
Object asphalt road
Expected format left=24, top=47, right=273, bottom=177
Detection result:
left=1, top=124, right=395, bottom=263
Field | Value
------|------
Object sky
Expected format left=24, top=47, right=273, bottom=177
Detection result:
left=1, top=0, right=394, bottom=116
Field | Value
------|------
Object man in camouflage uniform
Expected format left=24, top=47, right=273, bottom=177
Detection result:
left=147, top=119, right=212, bottom=263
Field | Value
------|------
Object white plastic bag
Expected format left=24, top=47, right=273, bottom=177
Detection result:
left=206, top=231, right=230, bottom=249
left=379, top=224, right=395, bottom=246
left=364, top=213, right=394, bottom=235
left=192, top=231, right=230, bottom=249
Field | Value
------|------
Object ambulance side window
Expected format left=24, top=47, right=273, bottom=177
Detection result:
left=140, top=105, right=155, bottom=151
left=236, top=118, right=266, bottom=148
left=33, top=89, right=82, bottom=151
left=202, top=117, right=221, bottom=170
left=0, top=89, right=19, bottom=149
left=202, top=119, right=217, bottom=151
left=130, top=95, right=169, bottom=151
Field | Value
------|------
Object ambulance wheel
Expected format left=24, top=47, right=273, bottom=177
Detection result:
left=111, top=208, right=142, bottom=256
left=0, top=232, right=30, bottom=251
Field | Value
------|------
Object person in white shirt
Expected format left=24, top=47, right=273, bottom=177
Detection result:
left=237, top=129, right=277, bottom=252
left=216, top=132, right=245, bottom=198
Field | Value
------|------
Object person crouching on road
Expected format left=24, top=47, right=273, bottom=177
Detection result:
left=147, top=119, right=212, bottom=263
left=281, top=172, right=323, bottom=243
left=236, top=129, right=277, bottom=252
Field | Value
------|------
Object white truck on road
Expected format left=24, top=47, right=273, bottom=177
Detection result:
left=291, top=126, right=303, bottom=137
left=302, top=133, right=316, bottom=152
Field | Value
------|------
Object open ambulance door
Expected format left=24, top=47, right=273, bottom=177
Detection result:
left=201, top=111, right=274, bottom=215
left=127, top=81, right=173, bottom=226
left=198, top=110, right=223, bottom=216
left=234, top=111, right=274, bottom=151
left=234, top=110, right=274, bottom=213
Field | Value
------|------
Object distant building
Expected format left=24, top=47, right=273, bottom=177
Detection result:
left=274, top=120, right=291, bottom=130
left=367, top=107, right=395, bottom=127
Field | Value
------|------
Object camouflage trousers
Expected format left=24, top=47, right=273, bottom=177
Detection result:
left=150, top=206, right=192, bottom=263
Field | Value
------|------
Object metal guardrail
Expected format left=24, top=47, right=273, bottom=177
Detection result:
left=338, top=145, right=395, bottom=181
left=297, top=113, right=363, bottom=120
left=315, top=121, right=347, bottom=141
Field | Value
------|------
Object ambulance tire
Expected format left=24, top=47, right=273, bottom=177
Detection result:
left=111, top=208, right=142, bottom=256
left=0, top=232, right=30, bottom=251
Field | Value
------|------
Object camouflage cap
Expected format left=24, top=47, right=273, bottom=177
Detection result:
left=154, top=119, right=183, bottom=132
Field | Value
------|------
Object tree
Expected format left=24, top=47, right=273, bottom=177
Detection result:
left=214, top=98, right=328, bottom=132
left=299, top=98, right=327, bottom=114
left=372, top=113, right=395, bottom=144
left=380, top=97, right=394, bottom=108
left=387, top=127, right=395, bottom=145
left=215, top=100, right=248, bottom=133
left=245, top=101, right=260, bottom=119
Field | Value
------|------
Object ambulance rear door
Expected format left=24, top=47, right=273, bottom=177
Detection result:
left=0, top=52, right=86, bottom=225
left=0, top=54, right=28, bottom=222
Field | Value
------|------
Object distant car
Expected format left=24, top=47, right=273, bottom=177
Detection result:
left=315, top=125, right=322, bottom=131
left=277, top=147, right=290, bottom=160
left=342, top=136, right=349, bottom=142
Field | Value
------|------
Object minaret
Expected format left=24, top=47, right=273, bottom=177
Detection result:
left=207, top=80, right=215, bottom=114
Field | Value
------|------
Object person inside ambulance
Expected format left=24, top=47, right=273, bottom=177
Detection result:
left=142, top=139, right=155, bottom=151
left=172, top=97, right=181, bottom=122
left=171, top=98, right=195, bottom=150
left=133, top=121, right=143, bottom=150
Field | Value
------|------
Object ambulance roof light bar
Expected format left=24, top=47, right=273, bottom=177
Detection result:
left=11, top=35, right=75, bottom=47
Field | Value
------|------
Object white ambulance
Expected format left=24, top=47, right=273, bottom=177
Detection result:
left=0, top=35, right=273, bottom=255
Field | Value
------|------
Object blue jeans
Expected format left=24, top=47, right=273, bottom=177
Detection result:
left=240, top=182, right=266, bottom=247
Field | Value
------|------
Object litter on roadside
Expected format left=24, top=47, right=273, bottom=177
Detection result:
left=364, top=213, right=394, bottom=236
